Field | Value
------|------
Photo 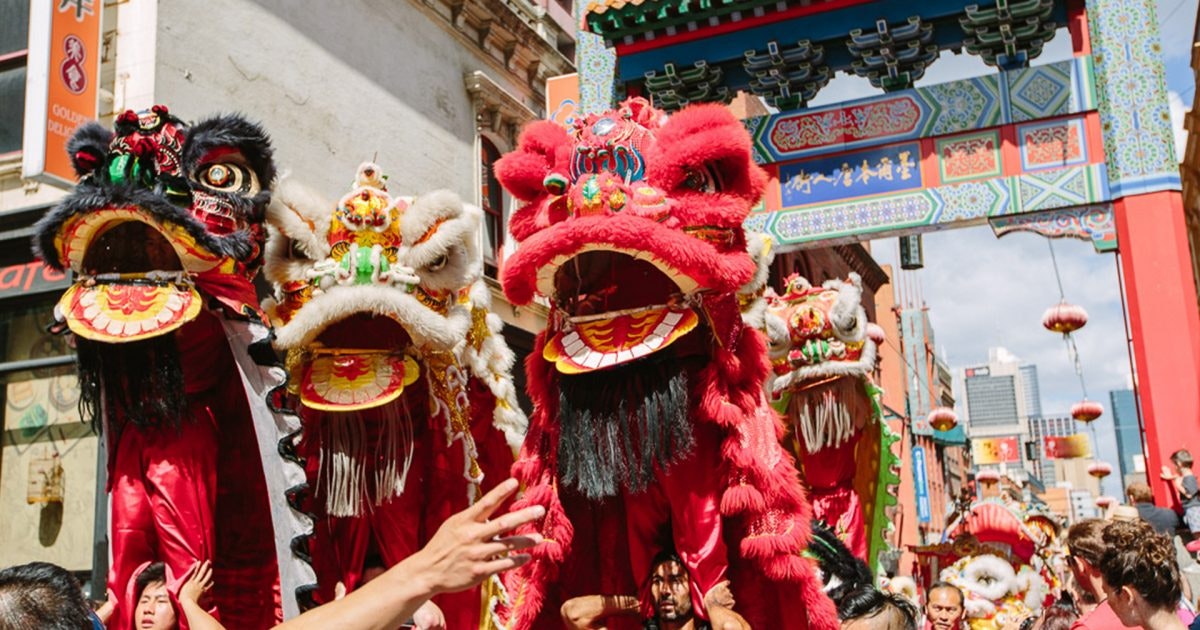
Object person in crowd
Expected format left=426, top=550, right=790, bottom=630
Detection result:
left=924, top=582, right=966, bottom=630
left=1014, top=601, right=1079, bottom=630
left=1064, top=567, right=1099, bottom=618
left=839, top=586, right=918, bottom=630
left=1163, top=449, right=1200, bottom=552
left=0, top=561, right=97, bottom=630
left=132, top=563, right=177, bottom=630
left=0, top=478, right=542, bottom=630
left=1039, top=601, right=1081, bottom=630
left=1066, top=518, right=1120, bottom=630
left=1097, top=519, right=1188, bottom=630
left=1128, top=481, right=1183, bottom=535
left=559, top=550, right=749, bottom=629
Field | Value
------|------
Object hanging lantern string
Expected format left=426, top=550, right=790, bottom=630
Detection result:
left=1065, top=334, right=1089, bottom=399
left=1047, top=239, right=1067, bottom=300
left=1047, top=239, right=1093, bottom=399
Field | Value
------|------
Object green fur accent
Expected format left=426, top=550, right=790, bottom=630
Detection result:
left=866, top=388, right=902, bottom=577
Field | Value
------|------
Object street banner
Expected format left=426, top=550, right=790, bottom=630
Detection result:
left=23, top=0, right=103, bottom=185
left=1044, top=434, right=1093, bottom=459
left=913, top=446, right=931, bottom=523
left=546, top=73, right=579, bottom=129
left=972, top=436, right=1021, bottom=464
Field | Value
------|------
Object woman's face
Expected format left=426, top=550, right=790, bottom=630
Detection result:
left=134, top=581, right=177, bottom=630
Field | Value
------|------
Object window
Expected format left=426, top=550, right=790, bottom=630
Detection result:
left=480, top=137, right=505, bottom=262
left=0, top=1, right=30, bottom=155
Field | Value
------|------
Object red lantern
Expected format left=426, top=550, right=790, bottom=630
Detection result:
left=1071, top=400, right=1103, bottom=423
left=1043, top=302, right=1089, bottom=335
left=866, top=322, right=886, bottom=346
left=927, top=407, right=959, bottom=432
left=1095, top=495, right=1115, bottom=509
left=976, top=469, right=1001, bottom=485
left=1088, top=462, right=1113, bottom=479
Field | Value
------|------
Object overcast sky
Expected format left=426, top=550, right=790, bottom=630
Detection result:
left=810, top=1, right=1198, bottom=498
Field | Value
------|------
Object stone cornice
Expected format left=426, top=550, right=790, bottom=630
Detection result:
left=464, top=71, right=538, bottom=147
left=414, top=0, right=574, bottom=103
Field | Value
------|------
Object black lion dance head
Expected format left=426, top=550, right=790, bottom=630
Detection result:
left=33, top=105, right=274, bottom=430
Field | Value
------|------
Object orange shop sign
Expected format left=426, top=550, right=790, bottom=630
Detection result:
left=22, top=0, right=103, bottom=185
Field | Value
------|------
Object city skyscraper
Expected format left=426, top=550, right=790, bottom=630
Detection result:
left=1110, top=389, right=1144, bottom=484
left=1020, top=364, right=1042, bottom=419
left=1028, top=415, right=1080, bottom=486
left=961, top=347, right=1040, bottom=481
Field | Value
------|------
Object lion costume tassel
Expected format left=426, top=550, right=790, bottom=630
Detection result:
left=491, top=98, right=839, bottom=629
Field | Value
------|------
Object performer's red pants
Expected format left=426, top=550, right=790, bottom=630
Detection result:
left=626, top=420, right=729, bottom=621
left=309, top=436, right=482, bottom=629
left=108, top=401, right=219, bottom=630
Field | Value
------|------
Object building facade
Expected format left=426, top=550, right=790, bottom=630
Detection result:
left=961, top=348, right=1044, bottom=483
left=875, top=264, right=969, bottom=577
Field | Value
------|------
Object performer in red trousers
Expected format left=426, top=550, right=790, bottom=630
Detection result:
left=490, top=98, right=840, bottom=629
left=35, top=106, right=299, bottom=630
left=263, top=164, right=527, bottom=628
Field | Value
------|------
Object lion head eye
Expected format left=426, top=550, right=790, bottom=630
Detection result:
left=681, top=164, right=722, bottom=193
left=287, top=239, right=309, bottom=260
left=427, top=254, right=448, bottom=272
left=199, top=162, right=259, bottom=195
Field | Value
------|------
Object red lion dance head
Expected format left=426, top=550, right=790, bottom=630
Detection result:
left=495, top=98, right=838, bottom=629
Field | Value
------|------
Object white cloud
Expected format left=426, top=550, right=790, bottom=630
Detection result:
left=1170, top=89, right=1190, bottom=163
left=872, top=227, right=1132, bottom=496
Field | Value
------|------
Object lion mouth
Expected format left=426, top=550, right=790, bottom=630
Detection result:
left=543, top=250, right=701, bottom=373
left=56, top=216, right=205, bottom=342
left=297, top=315, right=419, bottom=412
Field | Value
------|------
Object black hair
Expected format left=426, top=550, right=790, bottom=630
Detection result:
left=0, top=562, right=92, bottom=630
left=649, top=549, right=684, bottom=571
left=806, top=520, right=874, bottom=609
left=839, top=586, right=918, bottom=629
left=134, top=562, right=167, bottom=600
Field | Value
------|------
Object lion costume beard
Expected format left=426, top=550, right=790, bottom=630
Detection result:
left=75, top=334, right=189, bottom=431
left=557, top=357, right=695, bottom=500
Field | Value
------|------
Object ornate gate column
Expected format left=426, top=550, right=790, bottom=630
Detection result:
left=1088, top=0, right=1200, bottom=501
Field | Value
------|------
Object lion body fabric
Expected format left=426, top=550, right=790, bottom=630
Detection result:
left=492, top=99, right=839, bottom=629
left=263, top=164, right=525, bottom=627
left=34, top=106, right=304, bottom=629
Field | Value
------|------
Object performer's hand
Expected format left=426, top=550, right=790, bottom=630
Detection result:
left=179, top=560, right=214, bottom=605
left=1163, top=466, right=1178, bottom=480
left=703, top=581, right=736, bottom=611
left=410, top=478, right=544, bottom=595
left=95, top=589, right=117, bottom=624
left=412, top=600, right=446, bottom=630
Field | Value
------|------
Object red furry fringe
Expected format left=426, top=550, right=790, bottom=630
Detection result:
left=496, top=326, right=839, bottom=629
